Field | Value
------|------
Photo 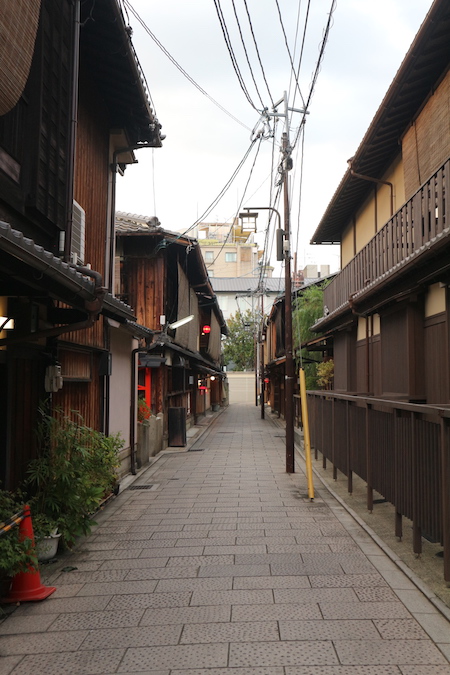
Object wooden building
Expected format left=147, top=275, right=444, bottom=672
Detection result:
left=309, top=0, right=450, bottom=580
left=0, top=0, right=163, bottom=488
left=115, top=213, right=227, bottom=446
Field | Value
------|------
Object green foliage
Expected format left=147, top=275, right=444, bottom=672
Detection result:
left=293, top=283, right=328, bottom=390
left=26, top=408, right=123, bottom=547
left=0, top=489, right=37, bottom=576
left=317, top=359, right=334, bottom=389
left=223, top=310, right=257, bottom=371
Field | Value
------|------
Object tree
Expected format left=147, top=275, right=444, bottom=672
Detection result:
left=223, top=310, right=257, bottom=371
left=292, top=282, right=329, bottom=389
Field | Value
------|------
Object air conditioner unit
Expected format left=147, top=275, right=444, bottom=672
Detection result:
left=71, top=200, right=86, bottom=265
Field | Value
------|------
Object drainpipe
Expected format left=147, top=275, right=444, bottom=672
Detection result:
left=129, top=338, right=153, bottom=475
left=347, top=159, right=394, bottom=220
left=64, top=0, right=81, bottom=262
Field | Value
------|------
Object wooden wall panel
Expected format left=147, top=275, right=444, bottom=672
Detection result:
left=333, top=332, right=348, bottom=392
left=424, top=313, right=448, bottom=404
left=74, top=74, right=110, bottom=277
left=53, top=351, right=102, bottom=430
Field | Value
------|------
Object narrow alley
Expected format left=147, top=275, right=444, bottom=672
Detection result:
left=1, top=403, right=450, bottom=674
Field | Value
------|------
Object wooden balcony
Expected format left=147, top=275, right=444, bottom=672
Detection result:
left=323, top=158, right=450, bottom=317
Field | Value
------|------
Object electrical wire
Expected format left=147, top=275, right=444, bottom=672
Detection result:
left=179, top=138, right=259, bottom=240
left=206, top=135, right=264, bottom=267
left=212, top=0, right=260, bottom=111
left=242, top=0, right=275, bottom=108
left=274, top=0, right=306, bottom=109
left=230, top=0, right=266, bottom=110
left=123, top=0, right=252, bottom=131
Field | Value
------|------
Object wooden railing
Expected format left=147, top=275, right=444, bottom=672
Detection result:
left=306, top=391, right=450, bottom=582
left=324, top=158, right=450, bottom=315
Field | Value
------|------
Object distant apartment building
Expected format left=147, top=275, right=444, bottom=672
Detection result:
left=196, top=221, right=268, bottom=278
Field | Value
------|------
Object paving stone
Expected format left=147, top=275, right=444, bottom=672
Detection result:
left=171, top=669, right=284, bottom=675
left=0, top=629, right=88, bottom=655
left=334, top=639, right=447, bottom=665
left=233, top=575, right=311, bottom=590
left=48, top=608, right=145, bottom=631
left=139, top=546, right=205, bottom=558
left=11, top=594, right=112, bottom=616
left=274, top=587, right=359, bottom=604
left=374, top=618, right=429, bottom=640
left=117, top=643, right=229, bottom=671
left=229, top=640, right=338, bottom=667
left=310, top=573, right=388, bottom=588
left=0, top=656, right=23, bottom=675
left=125, top=565, right=200, bottom=580
left=54, top=568, right=128, bottom=585
left=99, top=556, right=169, bottom=569
left=399, top=667, right=450, bottom=674
left=10, top=648, right=125, bottom=675
left=320, top=601, right=412, bottom=620
left=79, top=624, right=182, bottom=649
left=190, top=589, right=273, bottom=606
left=155, top=577, right=232, bottom=592
left=198, top=564, right=271, bottom=577
left=181, top=620, right=279, bottom=644
left=167, top=555, right=235, bottom=566
left=140, top=604, right=231, bottom=626
left=232, top=603, right=322, bottom=622
left=355, top=586, right=399, bottom=602
left=284, top=668, right=401, bottom=675
left=279, top=619, right=380, bottom=641
left=0, top=614, right=59, bottom=635
left=107, top=591, right=192, bottom=611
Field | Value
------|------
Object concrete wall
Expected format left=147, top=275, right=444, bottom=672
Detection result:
left=227, top=372, right=256, bottom=404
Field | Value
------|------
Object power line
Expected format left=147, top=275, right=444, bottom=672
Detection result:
left=212, top=0, right=260, bottom=111
left=230, top=0, right=266, bottom=110
left=242, top=0, right=275, bottom=108
left=274, top=0, right=306, bottom=109
left=123, top=0, right=252, bottom=131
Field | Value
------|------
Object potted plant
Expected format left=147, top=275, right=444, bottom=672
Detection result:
left=26, top=407, right=122, bottom=550
left=0, top=489, right=38, bottom=593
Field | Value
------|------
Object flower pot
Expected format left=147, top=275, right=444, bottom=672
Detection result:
left=36, top=532, right=61, bottom=561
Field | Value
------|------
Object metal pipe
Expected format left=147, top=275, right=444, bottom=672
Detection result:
left=64, top=0, right=81, bottom=261
left=347, top=159, right=394, bottom=218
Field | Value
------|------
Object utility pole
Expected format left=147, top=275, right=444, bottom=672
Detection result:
left=282, top=127, right=295, bottom=473
left=266, top=92, right=308, bottom=473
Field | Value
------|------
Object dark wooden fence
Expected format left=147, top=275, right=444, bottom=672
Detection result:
left=324, top=158, right=450, bottom=316
left=307, top=391, right=450, bottom=582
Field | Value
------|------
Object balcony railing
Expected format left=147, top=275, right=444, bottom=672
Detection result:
left=324, top=158, right=450, bottom=316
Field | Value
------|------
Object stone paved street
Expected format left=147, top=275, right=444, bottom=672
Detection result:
left=1, top=403, right=450, bottom=674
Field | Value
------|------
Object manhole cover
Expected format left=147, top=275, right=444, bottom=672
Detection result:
left=128, top=484, right=158, bottom=490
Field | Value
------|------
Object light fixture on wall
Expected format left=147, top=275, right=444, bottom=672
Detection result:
left=168, top=314, right=194, bottom=330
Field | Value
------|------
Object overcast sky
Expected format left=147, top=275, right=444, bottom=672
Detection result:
left=115, top=0, right=432, bottom=275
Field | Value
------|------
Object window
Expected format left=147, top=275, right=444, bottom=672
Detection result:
left=225, top=252, right=237, bottom=262
left=205, top=251, right=214, bottom=262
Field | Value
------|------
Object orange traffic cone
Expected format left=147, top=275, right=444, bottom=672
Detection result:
left=2, top=505, right=56, bottom=603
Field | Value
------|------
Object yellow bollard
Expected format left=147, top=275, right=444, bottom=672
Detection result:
left=299, top=368, right=314, bottom=500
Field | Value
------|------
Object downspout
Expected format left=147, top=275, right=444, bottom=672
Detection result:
left=347, top=159, right=394, bottom=219
left=64, top=0, right=81, bottom=261
left=129, top=337, right=153, bottom=475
